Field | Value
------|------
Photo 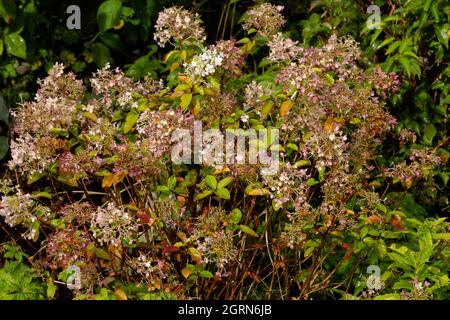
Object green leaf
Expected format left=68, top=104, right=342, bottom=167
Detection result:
left=435, top=25, right=449, bottom=49
left=123, top=111, right=139, bottom=133
left=431, top=3, right=440, bottom=22
left=230, top=208, right=242, bottom=224
left=99, top=32, right=125, bottom=53
left=97, top=0, right=122, bottom=33
left=174, top=84, right=191, bottom=92
left=35, top=192, right=52, bottom=199
left=306, top=178, right=319, bottom=186
left=398, top=56, right=411, bottom=78
left=214, top=188, right=230, bottom=200
left=423, top=123, right=437, bottom=145
left=386, top=40, right=401, bottom=55
left=94, top=248, right=111, bottom=260
left=438, top=172, right=449, bottom=186
left=217, top=177, right=233, bottom=189
left=199, top=270, right=213, bottom=278
left=27, top=172, right=46, bottom=185
left=0, top=0, right=16, bottom=20
left=167, top=175, right=177, bottom=190
left=0, top=38, right=3, bottom=56
left=377, top=37, right=395, bottom=50
left=5, top=32, right=26, bottom=59
left=239, top=225, right=258, bottom=237
left=180, top=93, right=192, bottom=109
left=49, top=219, right=65, bottom=229
left=203, top=175, right=217, bottom=190
left=294, top=160, right=311, bottom=168
left=93, top=42, right=111, bottom=68
left=46, top=278, right=57, bottom=299
left=0, top=136, right=8, bottom=160
left=194, top=189, right=213, bottom=201
left=373, top=293, right=401, bottom=300
left=286, top=143, right=298, bottom=151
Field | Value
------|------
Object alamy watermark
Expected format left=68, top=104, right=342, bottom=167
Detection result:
left=171, top=121, right=279, bottom=176
left=66, top=5, right=81, bottom=30
left=367, top=5, right=381, bottom=30
left=366, top=265, right=383, bottom=290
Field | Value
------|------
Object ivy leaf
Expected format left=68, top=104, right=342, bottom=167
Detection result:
left=5, top=32, right=26, bottom=59
left=97, top=0, right=122, bottom=33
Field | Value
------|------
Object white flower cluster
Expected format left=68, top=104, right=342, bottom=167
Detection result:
left=90, top=202, right=139, bottom=247
left=184, top=47, right=224, bottom=80
left=0, top=187, right=49, bottom=240
left=131, top=253, right=167, bottom=280
left=0, top=188, right=33, bottom=227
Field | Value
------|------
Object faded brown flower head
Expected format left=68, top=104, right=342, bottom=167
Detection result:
left=242, top=3, right=285, bottom=38
left=154, top=6, right=206, bottom=47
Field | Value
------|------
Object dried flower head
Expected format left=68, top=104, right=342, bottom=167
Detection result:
left=90, top=202, right=139, bottom=247
left=154, top=6, right=206, bottom=48
left=242, top=3, right=285, bottom=38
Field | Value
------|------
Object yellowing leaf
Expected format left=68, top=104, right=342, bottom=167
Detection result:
left=176, top=232, right=187, bottom=243
left=114, top=288, right=128, bottom=300
left=170, top=62, right=180, bottom=72
left=247, top=188, right=270, bottom=196
left=188, top=247, right=202, bottom=263
left=102, top=173, right=115, bottom=188
left=180, top=93, right=192, bottom=109
left=214, top=166, right=230, bottom=174
left=113, top=19, right=125, bottom=30
left=261, top=101, right=273, bottom=118
left=180, top=50, right=187, bottom=61
left=124, top=111, right=139, bottom=134
left=181, top=268, right=193, bottom=279
left=280, top=100, right=293, bottom=116
left=324, top=117, right=335, bottom=133
left=102, top=171, right=127, bottom=188
left=83, top=112, right=98, bottom=122
left=192, top=98, right=201, bottom=116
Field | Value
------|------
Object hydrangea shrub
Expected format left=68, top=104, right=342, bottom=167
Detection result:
left=0, top=3, right=448, bottom=300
